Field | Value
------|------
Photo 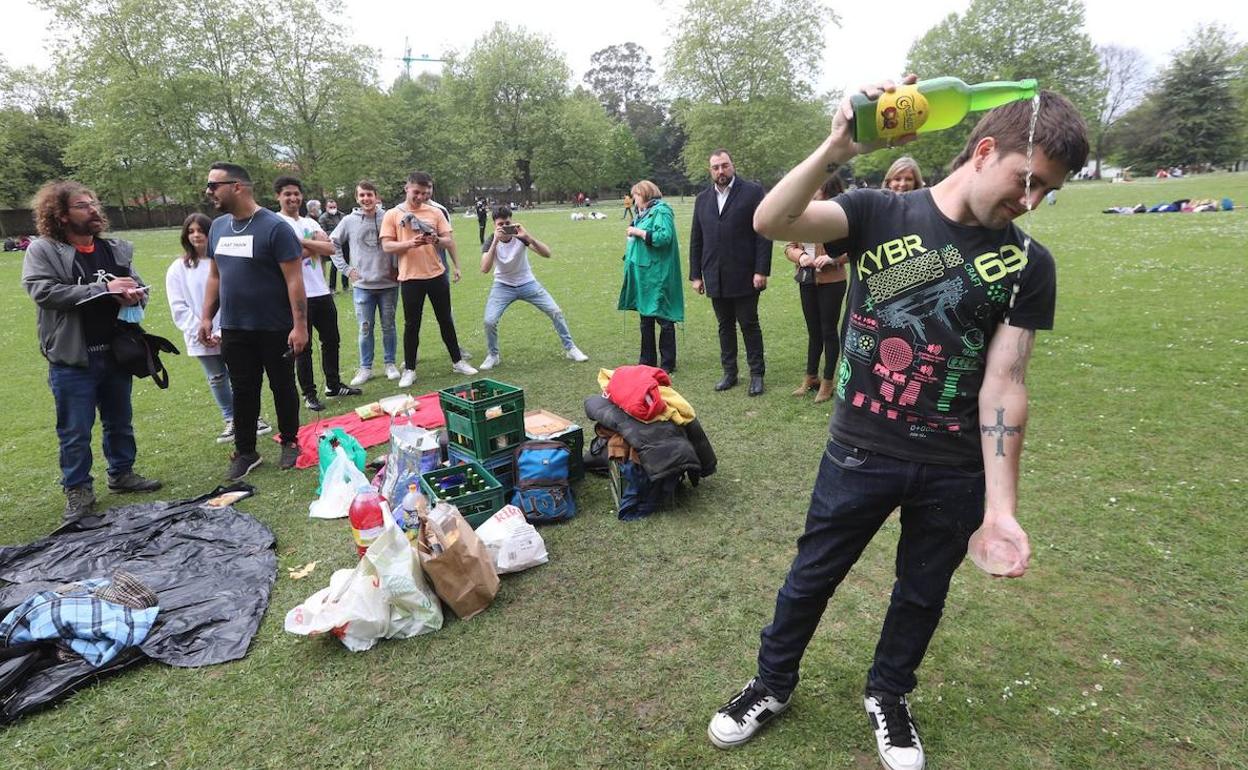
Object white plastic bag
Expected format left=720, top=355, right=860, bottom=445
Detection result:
left=309, top=445, right=370, bottom=519
left=474, top=505, right=549, bottom=574
left=285, top=506, right=443, bottom=651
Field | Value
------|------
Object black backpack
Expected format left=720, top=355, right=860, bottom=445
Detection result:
left=112, top=323, right=180, bottom=389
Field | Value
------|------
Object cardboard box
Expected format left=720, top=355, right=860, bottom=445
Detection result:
left=523, top=409, right=584, bottom=482
left=523, top=409, right=574, bottom=437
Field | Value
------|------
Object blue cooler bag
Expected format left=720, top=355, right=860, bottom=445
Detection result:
left=511, top=441, right=576, bottom=523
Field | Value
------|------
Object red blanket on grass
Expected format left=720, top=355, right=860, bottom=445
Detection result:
left=273, top=392, right=446, bottom=469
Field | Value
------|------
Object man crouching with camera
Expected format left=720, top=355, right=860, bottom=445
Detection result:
left=477, top=206, right=588, bottom=371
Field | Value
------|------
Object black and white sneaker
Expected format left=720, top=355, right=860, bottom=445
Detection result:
left=707, top=677, right=792, bottom=749
left=865, top=691, right=925, bottom=770
left=303, top=394, right=325, bottom=412
left=325, top=383, right=362, bottom=397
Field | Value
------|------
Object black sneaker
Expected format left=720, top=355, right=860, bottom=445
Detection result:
left=226, top=451, right=262, bottom=481
left=107, top=471, right=162, bottom=493
left=865, top=691, right=925, bottom=770
left=707, top=677, right=792, bottom=749
left=63, top=484, right=96, bottom=521
left=304, top=394, right=325, bottom=411
left=279, top=441, right=300, bottom=470
left=324, top=383, right=362, bottom=397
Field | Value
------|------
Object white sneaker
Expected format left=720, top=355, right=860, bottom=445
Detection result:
left=384, top=363, right=401, bottom=380
left=865, top=692, right=925, bottom=770
left=451, top=360, right=478, bottom=376
left=707, top=678, right=792, bottom=749
left=398, top=369, right=416, bottom=388
left=349, top=367, right=372, bottom=387
left=480, top=353, right=500, bottom=371
left=565, top=345, right=589, bottom=362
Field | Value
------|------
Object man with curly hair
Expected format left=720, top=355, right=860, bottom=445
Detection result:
left=22, top=180, right=162, bottom=521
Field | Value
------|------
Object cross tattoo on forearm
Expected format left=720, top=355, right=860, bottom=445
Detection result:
left=981, top=407, right=1022, bottom=457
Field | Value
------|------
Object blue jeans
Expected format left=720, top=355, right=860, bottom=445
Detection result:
left=198, top=354, right=234, bottom=420
left=353, top=286, right=398, bottom=369
left=757, top=438, right=986, bottom=698
left=48, top=350, right=137, bottom=489
left=483, top=279, right=575, bottom=357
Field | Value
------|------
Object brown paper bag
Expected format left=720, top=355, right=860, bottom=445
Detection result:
left=416, top=503, right=500, bottom=620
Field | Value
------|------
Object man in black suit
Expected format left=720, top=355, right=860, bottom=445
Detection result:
left=689, top=149, right=772, bottom=396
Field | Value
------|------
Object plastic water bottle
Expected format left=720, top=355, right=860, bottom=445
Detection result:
left=348, top=485, right=387, bottom=557
left=400, top=482, right=426, bottom=541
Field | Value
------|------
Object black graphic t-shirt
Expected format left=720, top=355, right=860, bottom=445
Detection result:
left=829, top=188, right=1056, bottom=466
left=73, top=238, right=130, bottom=346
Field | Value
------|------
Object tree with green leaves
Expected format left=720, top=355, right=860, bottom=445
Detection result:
left=251, top=0, right=378, bottom=199
left=664, top=0, right=837, bottom=184
left=899, top=0, right=1101, bottom=178
left=1089, top=45, right=1149, bottom=178
left=584, top=43, right=659, bottom=122
left=534, top=91, right=646, bottom=196
left=1113, top=25, right=1244, bottom=171
left=0, top=59, right=73, bottom=217
left=445, top=24, right=571, bottom=201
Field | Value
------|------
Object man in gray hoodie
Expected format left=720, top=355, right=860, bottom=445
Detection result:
left=330, top=180, right=400, bottom=385
left=22, top=180, right=162, bottom=521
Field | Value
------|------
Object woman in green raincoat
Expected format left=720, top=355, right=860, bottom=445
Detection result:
left=618, top=180, right=684, bottom=374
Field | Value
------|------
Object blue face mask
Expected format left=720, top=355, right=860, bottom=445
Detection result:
left=118, top=304, right=145, bottom=323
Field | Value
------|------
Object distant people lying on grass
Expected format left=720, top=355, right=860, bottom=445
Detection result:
left=4, top=235, right=31, bottom=251
left=1103, top=198, right=1233, bottom=214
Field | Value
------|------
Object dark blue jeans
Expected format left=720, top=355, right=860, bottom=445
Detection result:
left=48, top=350, right=136, bottom=489
left=757, top=438, right=985, bottom=698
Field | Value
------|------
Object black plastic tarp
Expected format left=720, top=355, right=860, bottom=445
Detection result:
left=0, top=485, right=277, bottom=724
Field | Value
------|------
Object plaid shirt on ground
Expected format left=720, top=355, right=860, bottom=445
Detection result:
left=0, top=578, right=159, bottom=667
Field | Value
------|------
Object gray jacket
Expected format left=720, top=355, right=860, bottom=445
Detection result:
left=329, top=208, right=397, bottom=290
left=22, top=236, right=142, bottom=367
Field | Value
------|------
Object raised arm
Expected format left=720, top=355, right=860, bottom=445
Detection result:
left=976, top=323, right=1037, bottom=577
left=517, top=225, right=551, bottom=258
left=754, top=75, right=917, bottom=243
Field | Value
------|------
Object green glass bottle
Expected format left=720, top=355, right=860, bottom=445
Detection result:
left=849, top=77, right=1038, bottom=144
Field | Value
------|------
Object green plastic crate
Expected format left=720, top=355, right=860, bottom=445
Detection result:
left=439, top=379, right=526, bottom=460
left=448, top=445, right=516, bottom=496
left=420, top=461, right=507, bottom=529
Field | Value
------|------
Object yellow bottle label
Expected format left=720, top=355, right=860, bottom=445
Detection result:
left=875, top=85, right=930, bottom=139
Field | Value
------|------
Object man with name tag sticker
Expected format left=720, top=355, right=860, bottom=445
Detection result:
left=199, top=162, right=307, bottom=480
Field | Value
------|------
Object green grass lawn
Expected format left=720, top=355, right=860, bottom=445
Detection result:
left=1, top=175, right=1245, bottom=769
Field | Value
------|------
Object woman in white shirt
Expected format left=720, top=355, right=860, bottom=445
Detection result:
left=165, top=214, right=270, bottom=443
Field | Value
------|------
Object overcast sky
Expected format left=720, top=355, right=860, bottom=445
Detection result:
left=6, top=0, right=1245, bottom=96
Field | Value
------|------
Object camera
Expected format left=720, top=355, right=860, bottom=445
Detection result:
left=501, top=224, right=520, bottom=235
